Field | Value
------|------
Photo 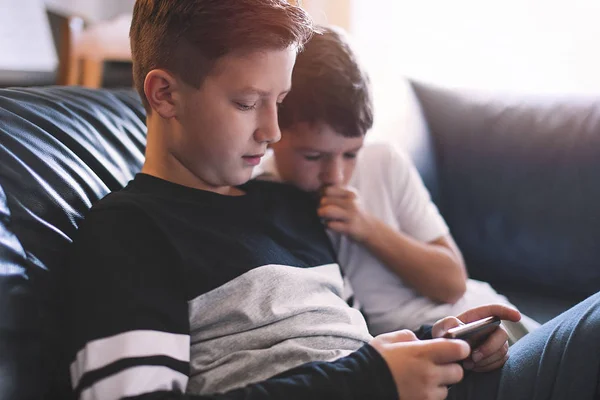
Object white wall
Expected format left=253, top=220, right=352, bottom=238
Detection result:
left=45, top=0, right=135, bottom=22
left=0, top=0, right=57, bottom=71
left=344, top=0, right=600, bottom=147
left=351, top=0, right=600, bottom=94
left=303, top=0, right=351, bottom=29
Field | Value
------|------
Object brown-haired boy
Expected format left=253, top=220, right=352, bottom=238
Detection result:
left=263, top=25, right=541, bottom=340
left=65, top=2, right=600, bottom=400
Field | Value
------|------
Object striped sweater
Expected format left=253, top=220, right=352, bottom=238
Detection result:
left=67, top=174, right=397, bottom=400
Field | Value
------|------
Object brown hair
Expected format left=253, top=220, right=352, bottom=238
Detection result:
left=278, top=25, right=373, bottom=138
left=130, top=0, right=314, bottom=111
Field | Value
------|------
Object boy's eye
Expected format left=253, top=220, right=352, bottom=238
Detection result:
left=344, top=153, right=357, bottom=159
left=234, top=101, right=257, bottom=111
left=303, top=154, right=321, bottom=161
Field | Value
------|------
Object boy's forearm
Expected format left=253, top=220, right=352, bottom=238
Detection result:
left=122, top=345, right=397, bottom=400
left=360, top=218, right=467, bottom=304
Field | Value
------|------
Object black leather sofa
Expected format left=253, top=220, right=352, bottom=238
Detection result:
left=1, top=87, right=145, bottom=399
left=1, top=84, right=599, bottom=399
left=407, top=81, right=600, bottom=322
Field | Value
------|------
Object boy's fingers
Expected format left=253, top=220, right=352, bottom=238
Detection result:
left=322, top=185, right=356, bottom=199
left=425, top=339, right=471, bottom=364
left=378, top=329, right=419, bottom=344
left=472, top=327, right=508, bottom=360
left=471, top=344, right=508, bottom=370
left=456, top=304, right=521, bottom=324
left=430, top=387, right=450, bottom=400
left=320, top=196, right=351, bottom=209
left=326, top=221, right=348, bottom=234
left=472, top=354, right=509, bottom=372
left=439, top=363, right=465, bottom=386
left=317, top=205, right=348, bottom=221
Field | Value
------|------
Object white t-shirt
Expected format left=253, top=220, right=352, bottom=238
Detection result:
left=258, top=143, right=515, bottom=333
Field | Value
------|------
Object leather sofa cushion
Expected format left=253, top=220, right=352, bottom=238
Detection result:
left=0, top=87, right=146, bottom=399
left=411, top=81, right=600, bottom=301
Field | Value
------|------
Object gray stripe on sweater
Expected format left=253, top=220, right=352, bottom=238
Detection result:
left=186, top=263, right=373, bottom=394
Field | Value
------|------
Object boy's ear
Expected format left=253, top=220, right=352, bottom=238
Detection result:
left=144, top=69, right=180, bottom=119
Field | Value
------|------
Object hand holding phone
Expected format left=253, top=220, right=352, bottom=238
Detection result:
left=443, top=316, right=501, bottom=348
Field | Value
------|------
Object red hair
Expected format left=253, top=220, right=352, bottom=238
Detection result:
left=130, top=0, right=315, bottom=110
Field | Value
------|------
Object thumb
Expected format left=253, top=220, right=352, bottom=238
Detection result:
left=376, top=329, right=419, bottom=344
left=426, top=339, right=471, bottom=364
left=432, top=316, right=464, bottom=338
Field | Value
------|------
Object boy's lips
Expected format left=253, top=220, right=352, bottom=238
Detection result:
left=242, top=154, right=264, bottom=166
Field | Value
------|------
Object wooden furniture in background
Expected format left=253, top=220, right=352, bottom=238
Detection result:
left=57, top=14, right=132, bottom=87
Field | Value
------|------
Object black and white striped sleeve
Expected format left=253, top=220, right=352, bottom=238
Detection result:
left=67, top=206, right=191, bottom=400
left=123, top=344, right=397, bottom=400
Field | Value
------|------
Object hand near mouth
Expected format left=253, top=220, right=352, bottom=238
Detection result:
left=317, top=185, right=375, bottom=243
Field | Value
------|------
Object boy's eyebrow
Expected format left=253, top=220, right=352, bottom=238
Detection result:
left=237, top=87, right=291, bottom=97
left=295, top=145, right=363, bottom=153
left=345, top=146, right=363, bottom=153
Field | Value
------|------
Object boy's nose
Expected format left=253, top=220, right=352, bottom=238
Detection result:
left=254, top=106, right=281, bottom=144
left=321, top=162, right=344, bottom=186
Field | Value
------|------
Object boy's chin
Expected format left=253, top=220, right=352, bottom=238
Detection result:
left=230, top=171, right=254, bottom=186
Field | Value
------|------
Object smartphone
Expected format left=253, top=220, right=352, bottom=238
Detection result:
left=443, top=316, right=501, bottom=348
